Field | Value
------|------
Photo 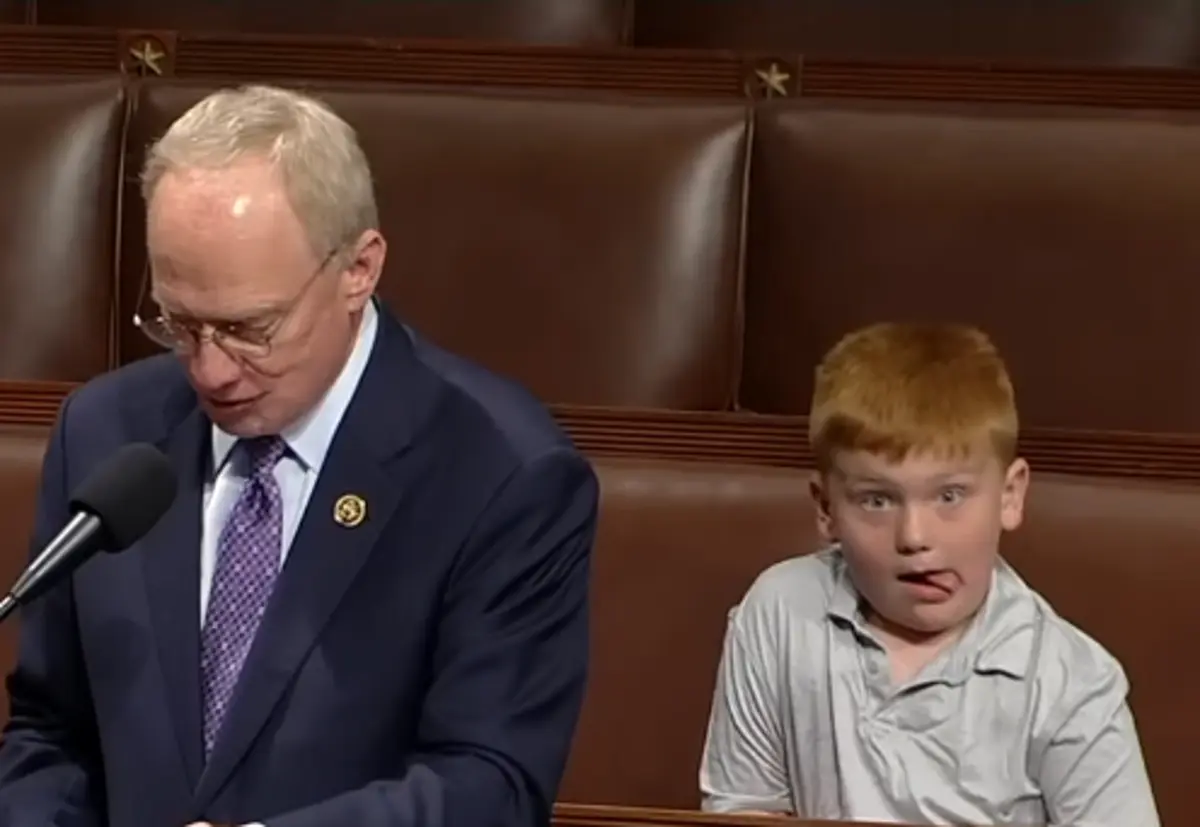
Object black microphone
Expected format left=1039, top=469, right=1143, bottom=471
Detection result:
left=0, top=442, right=178, bottom=624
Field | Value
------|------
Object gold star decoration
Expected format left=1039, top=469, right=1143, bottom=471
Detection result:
left=754, top=62, right=792, bottom=98
left=128, top=39, right=166, bottom=76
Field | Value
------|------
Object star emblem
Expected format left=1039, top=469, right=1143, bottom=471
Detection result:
left=129, top=39, right=166, bottom=76
left=755, top=62, right=792, bottom=98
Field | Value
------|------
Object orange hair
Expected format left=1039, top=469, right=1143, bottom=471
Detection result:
left=808, top=322, right=1018, bottom=472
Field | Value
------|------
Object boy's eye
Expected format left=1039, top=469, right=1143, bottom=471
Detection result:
left=856, top=492, right=893, bottom=510
left=939, top=485, right=969, bottom=504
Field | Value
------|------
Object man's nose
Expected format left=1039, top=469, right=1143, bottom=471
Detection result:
left=186, top=338, right=242, bottom=393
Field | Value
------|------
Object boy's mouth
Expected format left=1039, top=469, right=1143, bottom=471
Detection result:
left=897, top=569, right=956, bottom=596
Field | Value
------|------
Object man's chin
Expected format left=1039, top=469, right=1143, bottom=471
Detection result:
left=202, top=399, right=267, bottom=435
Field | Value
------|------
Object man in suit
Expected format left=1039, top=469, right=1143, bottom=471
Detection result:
left=0, top=84, right=599, bottom=827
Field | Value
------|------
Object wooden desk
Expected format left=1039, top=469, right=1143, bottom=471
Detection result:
left=554, top=803, right=905, bottom=827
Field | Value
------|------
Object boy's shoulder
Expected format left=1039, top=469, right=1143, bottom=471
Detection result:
left=998, top=565, right=1130, bottom=711
left=1026, top=586, right=1129, bottom=697
left=732, top=547, right=844, bottom=630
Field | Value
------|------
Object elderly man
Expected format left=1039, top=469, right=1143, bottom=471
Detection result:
left=0, top=85, right=598, bottom=827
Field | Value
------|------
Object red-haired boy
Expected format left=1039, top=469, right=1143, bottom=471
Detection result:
left=700, top=322, right=1158, bottom=825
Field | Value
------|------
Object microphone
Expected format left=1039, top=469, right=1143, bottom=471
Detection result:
left=0, top=442, right=178, bottom=624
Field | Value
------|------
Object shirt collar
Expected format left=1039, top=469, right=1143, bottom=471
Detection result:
left=826, top=544, right=1037, bottom=681
left=211, top=298, right=379, bottom=476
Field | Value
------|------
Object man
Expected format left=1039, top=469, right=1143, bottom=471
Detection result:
left=0, top=84, right=599, bottom=827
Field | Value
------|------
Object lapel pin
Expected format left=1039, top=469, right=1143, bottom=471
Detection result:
left=333, top=493, right=366, bottom=528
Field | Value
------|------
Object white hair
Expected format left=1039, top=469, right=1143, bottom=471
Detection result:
left=141, top=84, right=379, bottom=259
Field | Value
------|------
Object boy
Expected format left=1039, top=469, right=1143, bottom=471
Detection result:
left=699, top=322, right=1159, bottom=825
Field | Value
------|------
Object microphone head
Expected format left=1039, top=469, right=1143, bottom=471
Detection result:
left=67, top=443, right=178, bottom=552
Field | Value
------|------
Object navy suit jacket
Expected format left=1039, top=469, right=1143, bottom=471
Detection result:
left=0, top=306, right=599, bottom=827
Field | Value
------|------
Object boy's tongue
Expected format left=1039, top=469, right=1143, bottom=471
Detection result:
left=898, top=570, right=956, bottom=600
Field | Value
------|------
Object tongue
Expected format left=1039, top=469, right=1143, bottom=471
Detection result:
left=913, top=571, right=955, bottom=592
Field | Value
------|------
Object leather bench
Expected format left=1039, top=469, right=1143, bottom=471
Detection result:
left=0, top=74, right=1196, bottom=824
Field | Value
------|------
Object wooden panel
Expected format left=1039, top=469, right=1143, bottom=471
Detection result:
left=633, top=0, right=1200, bottom=68
left=798, top=59, right=1200, bottom=108
left=0, top=0, right=24, bottom=24
left=0, top=27, right=747, bottom=94
left=554, top=804, right=897, bottom=827
left=3, top=382, right=1199, bottom=483
left=0, top=26, right=121, bottom=73
left=33, top=0, right=630, bottom=46
left=0, top=381, right=69, bottom=425
left=1, top=26, right=1200, bottom=109
left=168, top=32, right=743, bottom=94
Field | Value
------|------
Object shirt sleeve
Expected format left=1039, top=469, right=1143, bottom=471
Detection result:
left=699, top=604, right=792, bottom=815
left=1037, top=652, right=1160, bottom=826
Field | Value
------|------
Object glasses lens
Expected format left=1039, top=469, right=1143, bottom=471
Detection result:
left=218, top=335, right=272, bottom=359
left=136, top=316, right=191, bottom=352
left=135, top=315, right=274, bottom=359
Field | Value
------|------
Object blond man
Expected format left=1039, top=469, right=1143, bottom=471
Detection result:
left=0, top=85, right=598, bottom=827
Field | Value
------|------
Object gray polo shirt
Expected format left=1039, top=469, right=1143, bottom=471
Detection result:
left=699, top=547, right=1160, bottom=825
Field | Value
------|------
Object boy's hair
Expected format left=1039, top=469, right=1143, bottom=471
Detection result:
left=808, top=322, right=1018, bottom=472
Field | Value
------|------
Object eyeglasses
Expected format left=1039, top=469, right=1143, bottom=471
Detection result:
left=133, top=249, right=338, bottom=359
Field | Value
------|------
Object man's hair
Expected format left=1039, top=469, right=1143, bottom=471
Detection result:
left=140, top=84, right=379, bottom=261
left=808, top=322, right=1018, bottom=472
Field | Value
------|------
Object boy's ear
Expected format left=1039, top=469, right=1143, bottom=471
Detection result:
left=1000, top=457, right=1030, bottom=532
left=810, top=472, right=836, bottom=542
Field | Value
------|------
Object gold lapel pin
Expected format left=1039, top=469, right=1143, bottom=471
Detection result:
left=333, top=494, right=367, bottom=528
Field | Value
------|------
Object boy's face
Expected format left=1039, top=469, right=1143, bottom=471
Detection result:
left=812, top=446, right=1029, bottom=641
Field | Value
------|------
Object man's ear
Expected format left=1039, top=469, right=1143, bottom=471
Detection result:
left=810, top=472, right=836, bottom=542
left=1000, top=457, right=1030, bottom=532
left=340, top=229, right=386, bottom=312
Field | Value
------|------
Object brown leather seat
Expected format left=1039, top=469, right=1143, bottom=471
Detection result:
left=742, top=97, right=1200, bottom=435
left=0, top=426, right=53, bottom=693
left=0, top=76, right=124, bottom=382
left=561, top=459, right=815, bottom=806
left=562, top=462, right=1200, bottom=824
left=121, top=80, right=748, bottom=411
left=0, top=72, right=1194, bottom=826
left=1005, top=473, right=1200, bottom=822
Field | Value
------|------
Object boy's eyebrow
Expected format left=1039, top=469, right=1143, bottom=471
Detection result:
left=839, top=474, right=894, bottom=486
left=840, top=470, right=981, bottom=487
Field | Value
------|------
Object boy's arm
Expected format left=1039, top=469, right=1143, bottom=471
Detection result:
left=1037, top=657, right=1160, bottom=827
left=698, top=607, right=792, bottom=815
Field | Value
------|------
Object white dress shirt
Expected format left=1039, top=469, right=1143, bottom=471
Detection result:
left=200, top=300, right=377, bottom=625
left=198, top=301, right=377, bottom=827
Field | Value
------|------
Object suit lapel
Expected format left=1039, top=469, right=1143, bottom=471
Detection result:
left=142, top=405, right=208, bottom=790
left=194, top=311, right=433, bottom=807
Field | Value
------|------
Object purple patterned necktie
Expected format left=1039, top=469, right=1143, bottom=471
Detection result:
left=200, top=435, right=288, bottom=758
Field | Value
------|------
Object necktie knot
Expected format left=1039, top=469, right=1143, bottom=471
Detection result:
left=240, top=436, right=287, bottom=480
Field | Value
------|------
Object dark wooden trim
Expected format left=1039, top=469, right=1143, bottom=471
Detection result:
left=169, top=32, right=743, bottom=95
left=0, top=381, right=71, bottom=426
left=557, top=407, right=807, bottom=466
left=556, top=406, right=1200, bottom=483
left=556, top=803, right=751, bottom=825
left=6, top=26, right=1200, bottom=110
left=553, top=803, right=890, bottom=827
left=0, top=25, right=119, bottom=73
left=798, top=58, right=1200, bottom=109
left=2, top=382, right=1199, bottom=483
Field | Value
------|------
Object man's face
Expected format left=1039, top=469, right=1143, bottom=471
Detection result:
left=144, top=159, right=382, bottom=436
left=813, top=447, right=1029, bottom=641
